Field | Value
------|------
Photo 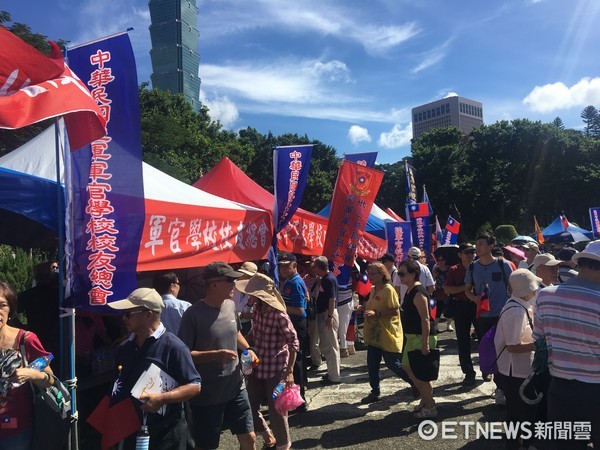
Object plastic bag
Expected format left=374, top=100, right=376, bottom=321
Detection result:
left=273, top=384, right=304, bottom=415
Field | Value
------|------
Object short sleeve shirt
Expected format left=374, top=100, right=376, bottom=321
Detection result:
left=464, top=258, right=513, bottom=317
left=178, top=300, right=243, bottom=406
left=281, top=273, right=307, bottom=318
left=363, top=284, right=403, bottom=353
left=494, top=297, right=534, bottom=378
left=444, top=264, right=469, bottom=301
left=316, top=272, right=338, bottom=313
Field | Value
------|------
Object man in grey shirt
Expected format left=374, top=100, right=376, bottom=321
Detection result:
left=178, top=262, right=258, bottom=450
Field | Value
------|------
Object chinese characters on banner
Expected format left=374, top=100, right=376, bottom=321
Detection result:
left=137, top=200, right=271, bottom=271
left=405, top=161, right=417, bottom=204
left=407, top=202, right=431, bottom=255
left=344, top=152, right=378, bottom=168
left=385, top=222, right=413, bottom=263
left=589, top=208, right=600, bottom=238
left=442, top=215, right=461, bottom=245
left=68, top=33, right=145, bottom=308
left=323, top=161, right=384, bottom=272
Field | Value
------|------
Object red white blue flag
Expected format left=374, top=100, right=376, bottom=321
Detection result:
left=407, top=202, right=429, bottom=218
left=422, top=185, right=433, bottom=216
left=407, top=203, right=430, bottom=257
left=67, top=32, right=145, bottom=309
left=344, top=152, right=378, bottom=168
left=442, top=216, right=460, bottom=245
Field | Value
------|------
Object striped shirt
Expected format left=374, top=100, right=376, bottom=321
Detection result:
left=250, top=302, right=299, bottom=380
left=533, top=276, right=600, bottom=383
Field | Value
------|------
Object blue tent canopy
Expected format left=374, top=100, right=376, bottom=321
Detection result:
left=542, top=216, right=593, bottom=241
left=318, top=203, right=388, bottom=239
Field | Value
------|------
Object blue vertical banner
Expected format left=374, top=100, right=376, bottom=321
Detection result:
left=344, top=152, right=378, bottom=168
left=441, top=216, right=461, bottom=245
left=270, top=144, right=313, bottom=282
left=407, top=202, right=431, bottom=255
left=405, top=161, right=417, bottom=204
left=589, top=207, right=600, bottom=238
left=67, top=32, right=145, bottom=308
left=385, top=221, right=413, bottom=263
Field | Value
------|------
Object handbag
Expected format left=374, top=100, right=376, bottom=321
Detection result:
left=19, top=332, right=72, bottom=450
left=408, top=349, right=441, bottom=382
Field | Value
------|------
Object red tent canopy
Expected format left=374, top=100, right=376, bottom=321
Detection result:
left=194, top=158, right=386, bottom=260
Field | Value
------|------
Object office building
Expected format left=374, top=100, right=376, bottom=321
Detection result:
left=412, top=96, right=483, bottom=139
left=149, top=0, right=201, bottom=111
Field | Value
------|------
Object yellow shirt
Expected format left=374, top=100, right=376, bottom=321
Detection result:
left=363, top=283, right=403, bottom=353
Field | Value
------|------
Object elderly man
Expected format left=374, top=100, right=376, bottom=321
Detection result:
left=532, top=253, right=561, bottom=287
left=178, top=262, right=257, bottom=450
left=107, top=288, right=201, bottom=450
left=518, top=242, right=539, bottom=270
left=534, top=241, right=600, bottom=449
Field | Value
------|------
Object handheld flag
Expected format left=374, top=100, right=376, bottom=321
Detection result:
left=534, top=215, right=545, bottom=244
left=355, top=270, right=372, bottom=297
left=561, top=214, right=569, bottom=230
left=476, top=285, right=491, bottom=319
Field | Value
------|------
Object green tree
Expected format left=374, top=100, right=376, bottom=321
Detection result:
left=551, top=117, right=564, bottom=129
left=581, top=105, right=599, bottom=137
left=494, top=225, right=518, bottom=244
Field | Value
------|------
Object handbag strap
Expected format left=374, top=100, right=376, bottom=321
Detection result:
left=18, top=329, right=29, bottom=366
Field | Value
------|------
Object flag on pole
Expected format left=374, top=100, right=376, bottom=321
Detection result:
left=385, top=207, right=405, bottom=222
left=589, top=208, right=600, bottom=239
left=476, top=285, right=491, bottom=319
left=435, top=216, right=443, bottom=244
left=0, top=27, right=107, bottom=149
left=560, top=214, right=569, bottom=230
left=405, top=161, right=417, bottom=204
left=407, top=202, right=429, bottom=219
left=422, top=185, right=433, bottom=216
left=344, top=152, right=378, bottom=168
left=534, top=215, right=545, bottom=244
left=441, top=216, right=461, bottom=245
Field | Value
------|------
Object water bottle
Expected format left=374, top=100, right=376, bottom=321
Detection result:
left=135, top=425, right=150, bottom=450
left=12, top=354, right=54, bottom=387
left=241, top=349, right=253, bottom=375
left=29, top=354, right=54, bottom=371
left=272, top=381, right=285, bottom=399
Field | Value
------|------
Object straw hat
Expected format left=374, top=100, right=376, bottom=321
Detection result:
left=235, top=273, right=286, bottom=313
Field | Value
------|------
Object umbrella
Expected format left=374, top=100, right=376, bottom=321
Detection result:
left=433, top=244, right=460, bottom=266
left=512, top=236, right=537, bottom=244
left=503, top=245, right=525, bottom=261
left=544, top=230, right=591, bottom=244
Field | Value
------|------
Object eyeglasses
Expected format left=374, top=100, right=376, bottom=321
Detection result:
left=123, top=308, right=148, bottom=318
left=398, top=271, right=408, bottom=277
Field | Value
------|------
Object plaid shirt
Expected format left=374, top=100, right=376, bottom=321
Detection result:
left=250, top=303, right=299, bottom=380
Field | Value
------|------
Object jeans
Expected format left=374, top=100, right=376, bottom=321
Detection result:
left=366, top=345, right=411, bottom=395
left=454, top=300, right=477, bottom=376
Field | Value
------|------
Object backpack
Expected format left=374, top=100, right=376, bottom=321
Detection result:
left=478, top=300, right=533, bottom=375
left=468, top=257, right=509, bottom=294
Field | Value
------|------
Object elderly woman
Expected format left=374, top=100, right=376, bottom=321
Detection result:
left=0, top=281, right=55, bottom=450
left=359, top=262, right=411, bottom=404
left=398, top=259, right=438, bottom=419
left=236, top=273, right=299, bottom=450
left=495, top=269, right=540, bottom=450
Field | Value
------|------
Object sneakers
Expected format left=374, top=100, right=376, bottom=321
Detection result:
left=321, top=375, right=341, bottom=386
left=347, top=344, right=356, bottom=355
left=494, top=389, right=506, bottom=406
left=482, top=373, right=493, bottom=382
left=461, top=373, right=476, bottom=387
left=447, top=323, right=454, bottom=332
left=360, top=392, right=381, bottom=404
left=340, top=348, right=349, bottom=358
left=414, top=406, right=438, bottom=419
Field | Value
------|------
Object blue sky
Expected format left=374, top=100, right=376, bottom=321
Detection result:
left=6, top=0, right=600, bottom=164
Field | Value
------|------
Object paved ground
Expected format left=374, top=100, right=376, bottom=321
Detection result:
left=221, top=325, right=513, bottom=449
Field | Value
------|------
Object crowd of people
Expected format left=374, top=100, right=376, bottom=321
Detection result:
left=0, top=234, right=598, bottom=450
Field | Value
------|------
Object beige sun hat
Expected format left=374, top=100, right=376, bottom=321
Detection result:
left=235, top=272, right=286, bottom=313
left=238, top=261, right=258, bottom=277
left=108, top=287, right=164, bottom=313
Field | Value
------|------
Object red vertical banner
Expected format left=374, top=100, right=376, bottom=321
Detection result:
left=322, top=161, right=384, bottom=268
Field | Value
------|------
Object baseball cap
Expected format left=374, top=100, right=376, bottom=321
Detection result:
left=509, top=269, right=542, bottom=298
left=458, top=243, right=475, bottom=253
left=557, top=247, right=577, bottom=262
left=278, top=253, right=297, bottom=264
left=572, top=240, right=600, bottom=264
left=203, top=261, right=242, bottom=281
left=524, top=242, right=540, bottom=252
left=532, top=254, right=561, bottom=273
left=407, top=247, right=421, bottom=259
left=108, top=288, right=164, bottom=314
left=238, top=261, right=258, bottom=276
left=378, top=252, right=395, bottom=263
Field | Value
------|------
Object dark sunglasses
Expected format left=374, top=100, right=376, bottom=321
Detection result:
left=123, top=308, right=149, bottom=318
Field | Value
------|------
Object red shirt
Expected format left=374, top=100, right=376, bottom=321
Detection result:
left=444, top=264, right=469, bottom=302
left=0, top=329, right=50, bottom=437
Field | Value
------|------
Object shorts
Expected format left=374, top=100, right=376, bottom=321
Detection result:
left=402, top=333, right=438, bottom=368
left=189, top=388, right=254, bottom=449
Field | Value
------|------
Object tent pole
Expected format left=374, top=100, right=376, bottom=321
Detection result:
left=55, top=119, right=79, bottom=450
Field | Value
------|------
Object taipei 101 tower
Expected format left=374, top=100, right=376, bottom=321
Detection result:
left=148, top=0, right=201, bottom=112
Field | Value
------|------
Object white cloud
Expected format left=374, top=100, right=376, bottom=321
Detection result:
left=444, top=92, right=459, bottom=98
left=411, top=38, right=453, bottom=74
left=304, top=60, right=352, bottom=83
left=378, top=123, right=413, bottom=149
left=347, top=125, right=371, bottom=145
left=522, top=77, right=600, bottom=113
left=200, top=90, right=239, bottom=128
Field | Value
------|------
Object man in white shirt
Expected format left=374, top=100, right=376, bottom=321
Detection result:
left=518, top=242, right=539, bottom=270
left=152, top=272, right=191, bottom=335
